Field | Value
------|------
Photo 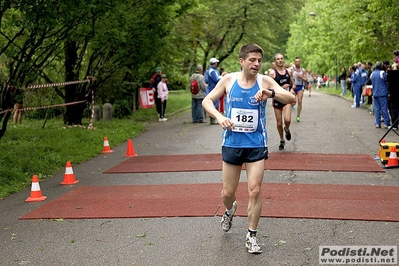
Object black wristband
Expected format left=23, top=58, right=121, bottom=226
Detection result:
left=268, top=89, right=275, bottom=98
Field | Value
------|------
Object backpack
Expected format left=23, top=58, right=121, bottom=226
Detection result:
left=190, top=79, right=199, bottom=94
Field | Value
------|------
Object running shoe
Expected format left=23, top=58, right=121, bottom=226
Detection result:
left=221, top=201, right=237, bottom=232
left=284, top=127, right=291, bottom=141
left=296, top=116, right=300, bottom=122
left=279, top=140, right=285, bottom=150
left=246, top=232, right=262, bottom=254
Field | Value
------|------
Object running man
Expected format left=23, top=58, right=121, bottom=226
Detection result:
left=202, top=43, right=295, bottom=254
left=269, top=53, right=296, bottom=150
left=291, top=57, right=307, bottom=122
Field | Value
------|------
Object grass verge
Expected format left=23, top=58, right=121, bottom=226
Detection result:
left=0, top=90, right=191, bottom=199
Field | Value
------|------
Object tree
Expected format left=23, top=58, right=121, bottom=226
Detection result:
left=0, top=0, right=196, bottom=134
left=286, top=0, right=399, bottom=77
left=171, top=0, right=302, bottom=78
left=1, top=0, right=77, bottom=138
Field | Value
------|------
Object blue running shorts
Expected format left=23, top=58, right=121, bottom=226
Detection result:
left=222, top=147, right=269, bottom=166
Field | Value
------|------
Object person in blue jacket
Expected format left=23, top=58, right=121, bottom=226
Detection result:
left=347, top=65, right=362, bottom=108
left=370, top=61, right=391, bottom=128
left=360, top=63, right=368, bottom=104
left=205, top=57, right=225, bottom=124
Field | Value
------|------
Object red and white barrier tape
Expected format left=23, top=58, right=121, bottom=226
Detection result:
left=0, top=100, right=87, bottom=115
left=1, top=77, right=97, bottom=130
left=21, top=76, right=95, bottom=91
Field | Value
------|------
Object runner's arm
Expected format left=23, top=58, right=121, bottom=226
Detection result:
left=255, top=75, right=296, bottom=104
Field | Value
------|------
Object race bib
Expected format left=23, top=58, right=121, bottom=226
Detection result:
left=231, top=108, right=258, bottom=132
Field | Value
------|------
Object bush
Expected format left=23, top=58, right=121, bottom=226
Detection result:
left=113, top=99, right=133, bottom=118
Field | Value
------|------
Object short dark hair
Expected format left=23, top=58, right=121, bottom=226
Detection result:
left=239, top=43, right=264, bottom=60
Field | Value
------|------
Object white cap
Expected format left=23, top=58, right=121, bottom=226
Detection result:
left=210, top=58, right=219, bottom=64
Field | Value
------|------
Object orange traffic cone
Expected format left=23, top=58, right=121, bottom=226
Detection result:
left=384, top=146, right=399, bottom=168
left=125, top=139, right=137, bottom=157
left=25, top=175, right=47, bottom=202
left=60, top=161, right=79, bottom=185
left=102, top=137, right=113, bottom=153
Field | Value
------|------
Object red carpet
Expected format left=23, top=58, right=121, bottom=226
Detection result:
left=103, top=153, right=384, bottom=173
left=20, top=183, right=399, bottom=222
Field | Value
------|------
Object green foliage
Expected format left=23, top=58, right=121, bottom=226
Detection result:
left=0, top=91, right=191, bottom=198
left=113, top=99, right=133, bottom=119
left=0, top=118, right=145, bottom=199
left=170, top=0, right=302, bottom=79
left=287, top=0, right=399, bottom=77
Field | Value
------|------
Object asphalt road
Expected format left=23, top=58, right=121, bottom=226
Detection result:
left=1, top=90, right=398, bottom=266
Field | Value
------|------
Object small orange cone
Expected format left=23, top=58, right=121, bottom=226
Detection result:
left=102, top=137, right=113, bottom=153
left=125, top=139, right=137, bottom=157
left=25, top=175, right=47, bottom=202
left=60, top=161, right=79, bottom=185
left=384, top=146, right=399, bottom=168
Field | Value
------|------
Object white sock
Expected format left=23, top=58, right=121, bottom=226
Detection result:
left=226, top=206, right=235, bottom=216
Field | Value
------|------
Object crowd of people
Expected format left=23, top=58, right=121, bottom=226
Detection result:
left=343, top=55, right=399, bottom=130
left=189, top=53, right=312, bottom=154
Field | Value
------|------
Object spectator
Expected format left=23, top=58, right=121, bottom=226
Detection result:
left=150, top=66, right=163, bottom=118
left=360, top=63, right=368, bottom=104
left=339, top=67, right=347, bottom=96
left=383, top=60, right=391, bottom=71
left=205, top=57, right=224, bottom=124
left=316, top=75, right=323, bottom=90
left=323, top=74, right=328, bottom=84
left=387, top=64, right=399, bottom=130
left=370, top=62, right=391, bottom=128
left=306, top=69, right=313, bottom=97
left=189, top=65, right=207, bottom=123
left=394, top=50, right=399, bottom=65
left=157, top=74, right=169, bottom=122
left=347, top=65, right=362, bottom=108
left=365, top=61, right=374, bottom=105
left=12, top=87, right=24, bottom=125
left=346, top=67, right=353, bottom=96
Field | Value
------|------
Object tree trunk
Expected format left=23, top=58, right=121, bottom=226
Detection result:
left=0, top=85, right=13, bottom=140
left=64, top=41, right=84, bottom=125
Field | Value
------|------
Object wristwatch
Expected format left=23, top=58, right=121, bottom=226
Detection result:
left=268, top=89, right=275, bottom=98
